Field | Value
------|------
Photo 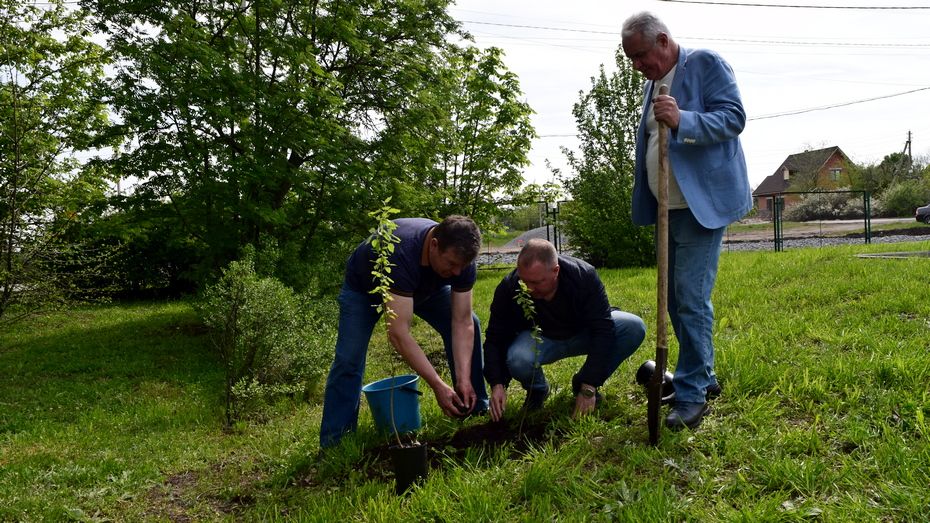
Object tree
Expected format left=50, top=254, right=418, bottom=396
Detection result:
left=373, top=45, right=536, bottom=231
left=0, top=0, right=112, bottom=324
left=557, top=48, right=653, bottom=268
left=88, top=0, right=465, bottom=288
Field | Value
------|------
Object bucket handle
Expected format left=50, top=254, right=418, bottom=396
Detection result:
left=402, top=385, right=423, bottom=396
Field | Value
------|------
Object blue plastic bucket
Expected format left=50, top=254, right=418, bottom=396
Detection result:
left=362, top=374, right=422, bottom=434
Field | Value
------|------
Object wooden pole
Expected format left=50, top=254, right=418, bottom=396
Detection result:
left=647, top=84, right=670, bottom=446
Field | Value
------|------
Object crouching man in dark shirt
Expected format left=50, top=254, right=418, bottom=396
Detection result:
left=484, top=239, right=646, bottom=420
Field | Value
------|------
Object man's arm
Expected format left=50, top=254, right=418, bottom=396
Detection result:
left=386, top=293, right=466, bottom=417
left=450, top=289, right=477, bottom=413
left=572, top=271, right=615, bottom=389
left=483, top=275, right=521, bottom=388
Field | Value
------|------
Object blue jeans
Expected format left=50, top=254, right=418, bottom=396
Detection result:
left=320, top=283, right=489, bottom=447
left=666, top=209, right=725, bottom=404
left=505, top=310, right=646, bottom=393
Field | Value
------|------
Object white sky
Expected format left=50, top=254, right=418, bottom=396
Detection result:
left=448, top=0, right=930, bottom=191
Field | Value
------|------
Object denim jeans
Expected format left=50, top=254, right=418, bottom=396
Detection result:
left=666, top=208, right=725, bottom=404
left=505, top=310, right=646, bottom=393
left=319, top=283, right=489, bottom=447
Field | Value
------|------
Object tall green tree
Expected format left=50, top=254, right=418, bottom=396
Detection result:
left=87, top=0, right=463, bottom=287
left=430, top=46, right=535, bottom=228
left=0, top=0, right=112, bottom=323
left=366, top=45, right=536, bottom=232
left=557, top=48, right=653, bottom=268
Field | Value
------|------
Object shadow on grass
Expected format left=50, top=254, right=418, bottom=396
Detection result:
left=0, top=303, right=221, bottom=433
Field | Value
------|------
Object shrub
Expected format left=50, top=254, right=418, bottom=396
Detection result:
left=875, top=180, right=930, bottom=217
left=783, top=191, right=865, bottom=221
left=197, top=250, right=334, bottom=426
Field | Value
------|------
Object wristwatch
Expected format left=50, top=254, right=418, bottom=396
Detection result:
left=579, top=385, right=597, bottom=399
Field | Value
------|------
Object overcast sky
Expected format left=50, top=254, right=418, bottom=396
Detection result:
left=448, top=0, right=930, bottom=190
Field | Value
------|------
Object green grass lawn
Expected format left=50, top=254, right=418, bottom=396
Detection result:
left=2, top=241, right=929, bottom=520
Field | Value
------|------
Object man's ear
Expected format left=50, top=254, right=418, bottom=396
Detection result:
left=657, top=32, right=669, bottom=47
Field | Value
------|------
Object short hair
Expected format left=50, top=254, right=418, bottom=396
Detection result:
left=621, top=11, right=670, bottom=42
left=517, top=238, right=558, bottom=268
left=433, top=215, right=481, bottom=262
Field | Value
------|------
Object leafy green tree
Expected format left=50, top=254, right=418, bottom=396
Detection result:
left=0, top=0, right=112, bottom=323
left=849, top=151, right=926, bottom=196
left=376, top=45, right=536, bottom=231
left=87, top=0, right=464, bottom=288
left=557, top=48, right=653, bottom=268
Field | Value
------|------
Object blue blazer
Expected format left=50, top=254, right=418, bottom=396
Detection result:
left=632, top=46, right=752, bottom=230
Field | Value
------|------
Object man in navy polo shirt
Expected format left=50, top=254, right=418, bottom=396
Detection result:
left=320, top=215, right=489, bottom=448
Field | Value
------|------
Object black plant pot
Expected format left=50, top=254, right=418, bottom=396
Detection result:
left=389, top=443, right=427, bottom=494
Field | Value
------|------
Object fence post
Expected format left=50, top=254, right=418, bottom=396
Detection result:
left=542, top=201, right=561, bottom=253
left=772, top=196, right=784, bottom=252
left=863, top=191, right=872, bottom=244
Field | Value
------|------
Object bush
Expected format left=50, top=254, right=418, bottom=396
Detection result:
left=783, top=191, right=866, bottom=221
left=874, top=180, right=930, bottom=217
left=197, top=250, right=335, bottom=426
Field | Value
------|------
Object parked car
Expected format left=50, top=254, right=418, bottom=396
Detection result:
left=917, top=203, right=930, bottom=224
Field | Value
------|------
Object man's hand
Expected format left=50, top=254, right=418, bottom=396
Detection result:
left=652, top=93, right=680, bottom=130
left=572, top=392, right=597, bottom=419
left=454, top=379, right=477, bottom=416
left=433, top=382, right=467, bottom=418
left=489, top=384, right=507, bottom=422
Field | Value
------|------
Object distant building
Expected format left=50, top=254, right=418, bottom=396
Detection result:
left=752, top=146, right=851, bottom=219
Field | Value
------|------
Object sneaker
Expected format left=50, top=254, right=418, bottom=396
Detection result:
left=522, top=384, right=550, bottom=412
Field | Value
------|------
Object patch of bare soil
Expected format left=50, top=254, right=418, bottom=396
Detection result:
left=355, top=413, right=567, bottom=486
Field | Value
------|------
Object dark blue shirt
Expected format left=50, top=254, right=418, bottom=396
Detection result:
left=344, top=218, right=477, bottom=302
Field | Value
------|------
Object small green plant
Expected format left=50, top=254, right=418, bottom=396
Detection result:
left=367, top=199, right=405, bottom=447
left=197, top=249, right=332, bottom=427
left=514, top=280, right=542, bottom=346
left=514, top=279, right=542, bottom=434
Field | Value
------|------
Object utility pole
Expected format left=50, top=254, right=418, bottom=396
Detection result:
left=894, top=131, right=913, bottom=179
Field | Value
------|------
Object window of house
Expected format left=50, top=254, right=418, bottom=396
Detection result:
left=830, top=168, right=841, bottom=181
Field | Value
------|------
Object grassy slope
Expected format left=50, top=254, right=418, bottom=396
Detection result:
left=1, top=241, right=929, bottom=521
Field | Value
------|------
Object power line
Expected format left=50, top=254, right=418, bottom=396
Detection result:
left=461, top=20, right=620, bottom=35
left=659, top=0, right=930, bottom=8
left=461, top=20, right=930, bottom=48
left=538, top=85, right=930, bottom=136
left=749, top=86, right=930, bottom=120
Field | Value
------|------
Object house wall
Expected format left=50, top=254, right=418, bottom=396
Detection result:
left=814, top=152, right=851, bottom=189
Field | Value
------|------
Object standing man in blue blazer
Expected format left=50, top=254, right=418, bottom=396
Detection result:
left=622, top=12, right=752, bottom=430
